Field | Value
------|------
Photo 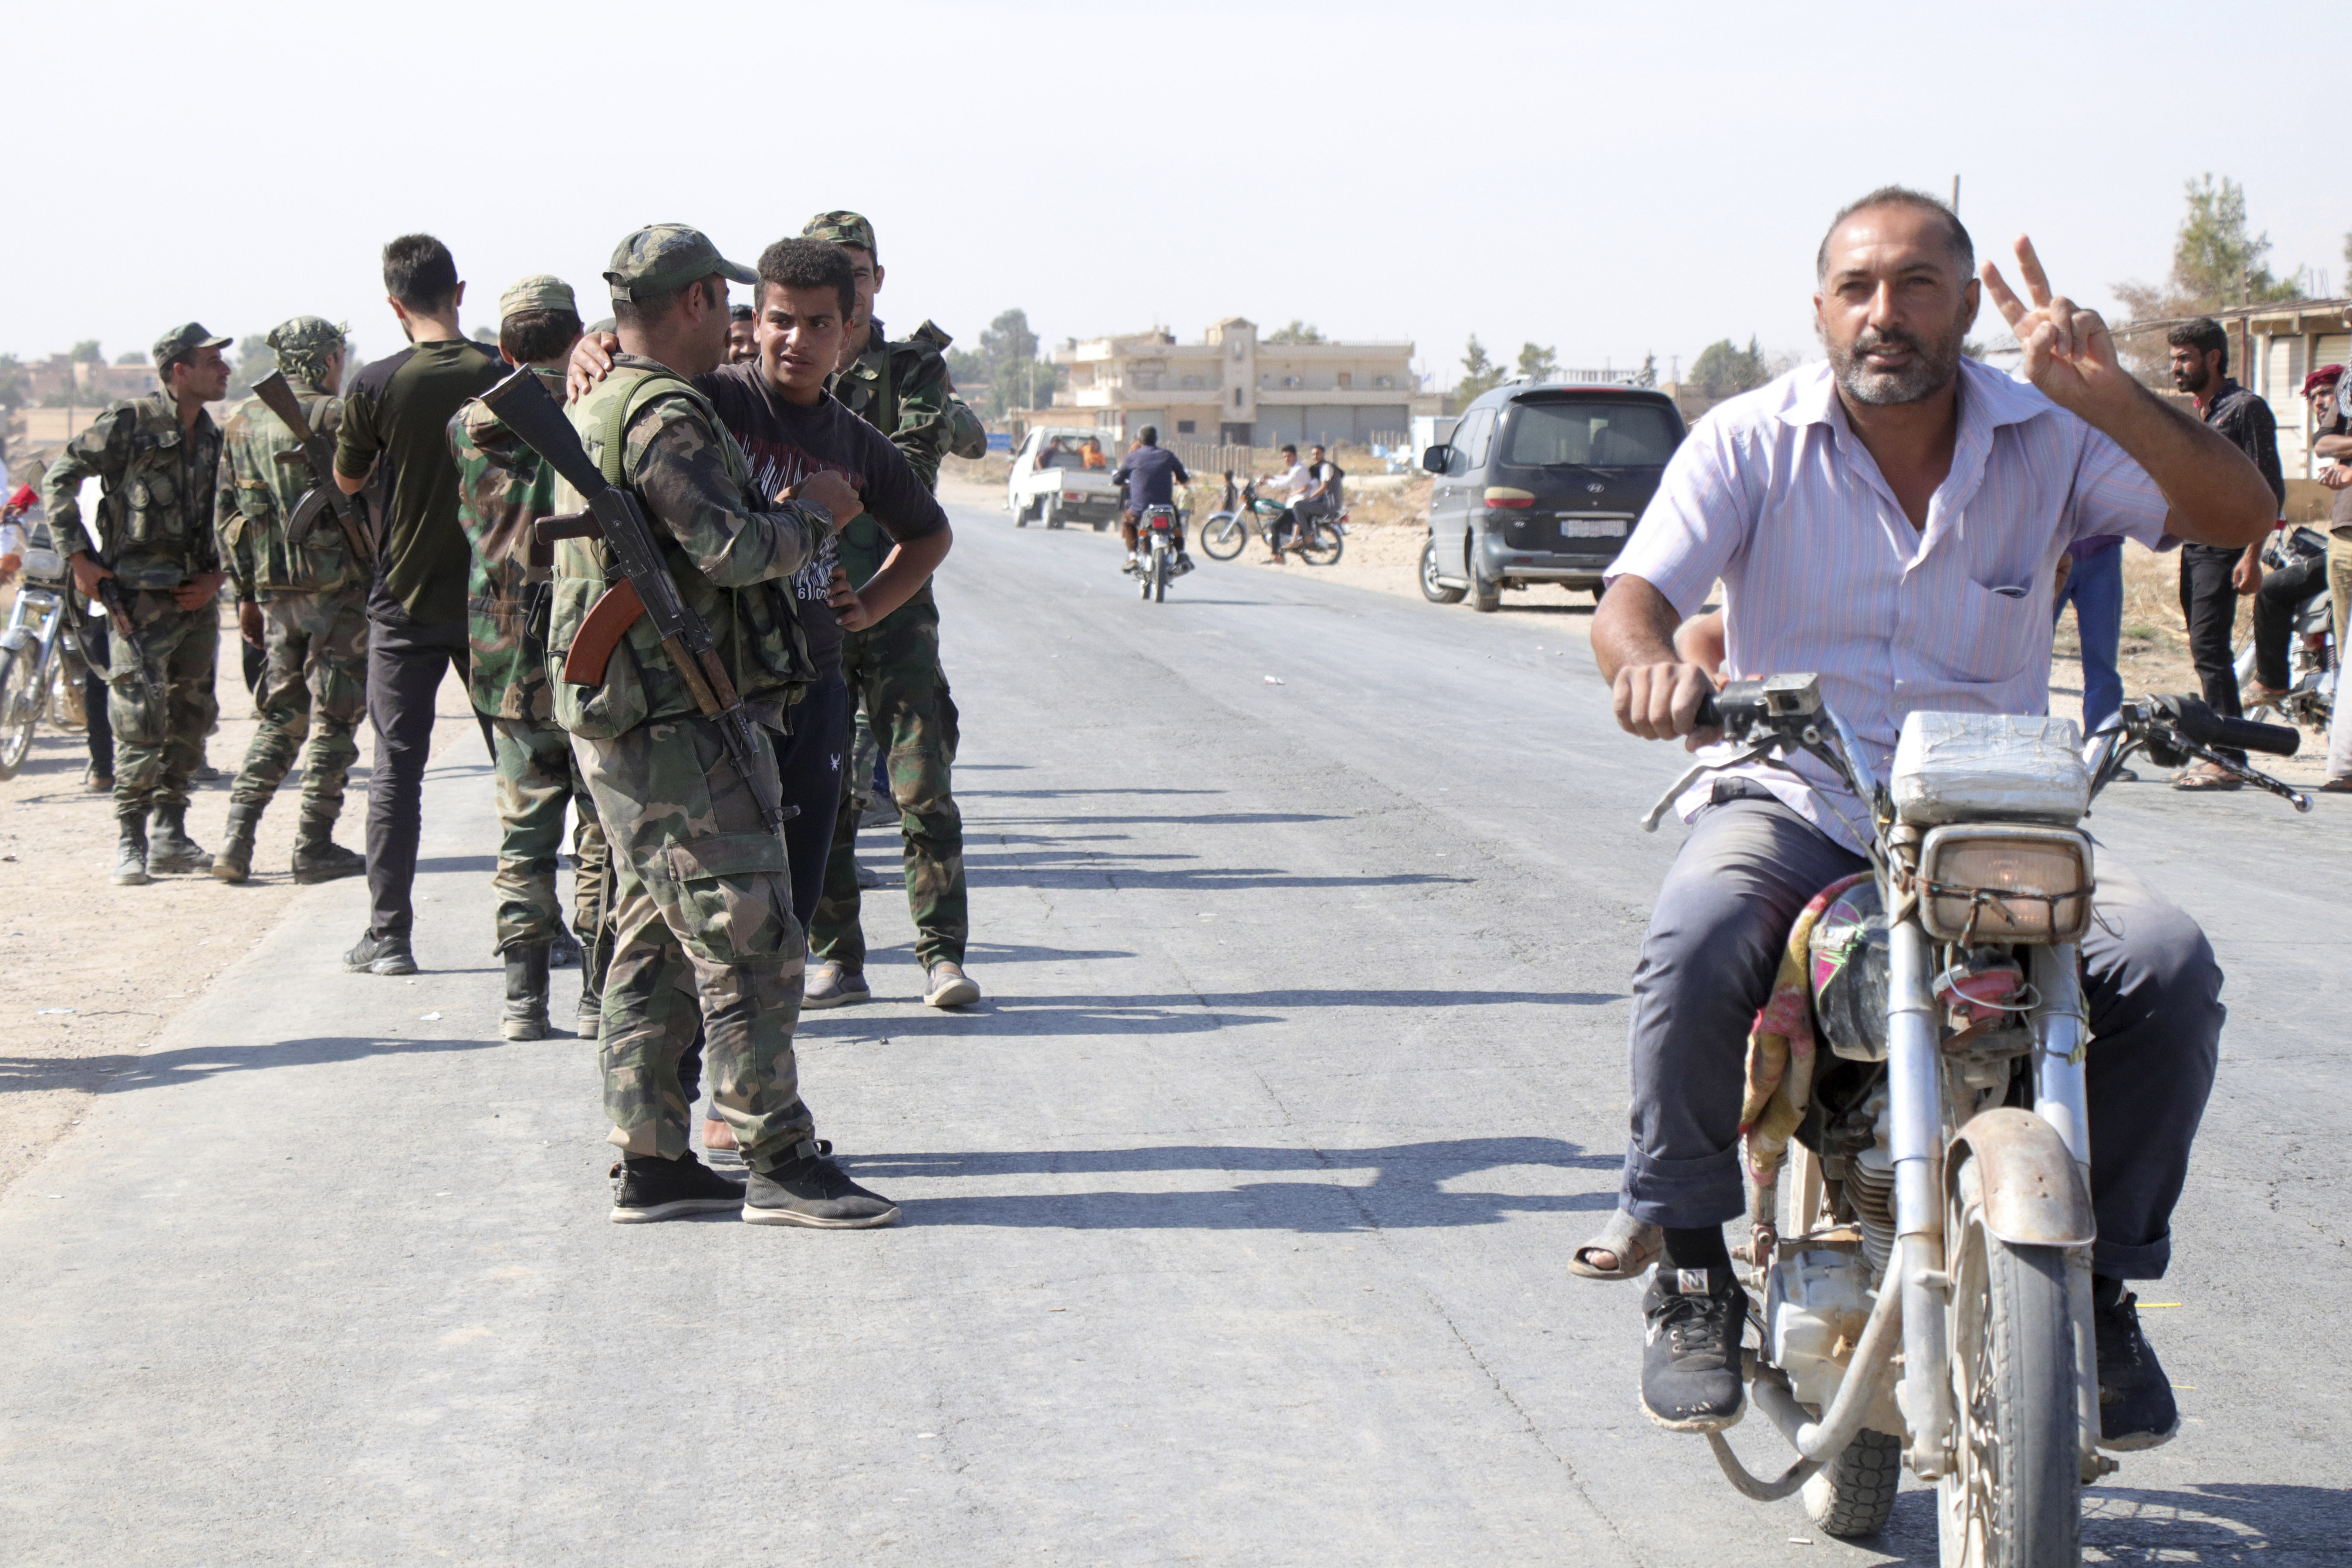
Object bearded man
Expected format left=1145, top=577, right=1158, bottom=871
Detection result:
left=1583, top=187, right=2275, bottom=1446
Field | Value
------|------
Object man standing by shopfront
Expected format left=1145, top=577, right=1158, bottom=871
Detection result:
left=2166, top=316, right=2284, bottom=789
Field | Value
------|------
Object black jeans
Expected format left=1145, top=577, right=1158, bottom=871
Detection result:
left=1621, top=795, right=2222, bottom=1280
left=2250, top=551, right=2329, bottom=692
left=81, top=624, right=113, bottom=776
left=677, top=674, right=849, bottom=1113
left=2178, top=543, right=2246, bottom=720
left=364, top=612, right=469, bottom=941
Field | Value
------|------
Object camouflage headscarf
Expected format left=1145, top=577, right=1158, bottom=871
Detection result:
left=266, top=315, right=348, bottom=386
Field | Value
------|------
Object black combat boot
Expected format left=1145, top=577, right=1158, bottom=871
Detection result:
left=145, top=805, right=212, bottom=875
left=211, top=801, right=262, bottom=883
left=111, top=812, right=151, bottom=887
left=291, top=814, right=365, bottom=884
left=502, top=943, right=552, bottom=1041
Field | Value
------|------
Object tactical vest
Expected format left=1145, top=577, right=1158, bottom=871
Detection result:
left=545, top=364, right=813, bottom=738
left=92, top=396, right=221, bottom=591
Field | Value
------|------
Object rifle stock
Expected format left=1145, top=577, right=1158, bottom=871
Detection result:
left=252, top=370, right=371, bottom=563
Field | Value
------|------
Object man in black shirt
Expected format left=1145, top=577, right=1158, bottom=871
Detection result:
left=334, top=234, right=507, bottom=972
left=2166, top=316, right=2283, bottom=788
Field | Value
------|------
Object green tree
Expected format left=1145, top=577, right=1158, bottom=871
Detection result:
left=1688, top=336, right=1768, bottom=398
left=1267, top=319, right=1324, bottom=343
left=1456, top=335, right=1504, bottom=407
left=114, top=351, right=145, bottom=365
left=943, top=307, right=1060, bottom=419
left=2170, top=174, right=2302, bottom=306
left=68, top=340, right=102, bottom=364
left=1516, top=341, right=1559, bottom=382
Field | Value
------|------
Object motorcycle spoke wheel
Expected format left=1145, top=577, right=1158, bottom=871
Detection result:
left=0, top=648, right=39, bottom=778
left=1939, top=1163, right=2082, bottom=1567
left=1298, top=523, right=1342, bottom=566
left=1200, top=515, right=1245, bottom=561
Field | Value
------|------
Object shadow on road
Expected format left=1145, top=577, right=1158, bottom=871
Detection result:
left=0, top=1033, right=510, bottom=1095
left=1840, top=1478, right=2351, bottom=1564
left=855, top=1134, right=1624, bottom=1232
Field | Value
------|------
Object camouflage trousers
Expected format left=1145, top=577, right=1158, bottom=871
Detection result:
left=491, top=716, right=609, bottom=954
left=105, top=597, right=220, bottom=818
left=575, top=715, right=812, bottom=1169
left=812, top=607, right=966, bottom=970
left=229, top=586, right=368, bottom=827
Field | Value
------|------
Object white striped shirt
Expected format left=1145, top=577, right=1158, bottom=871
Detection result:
left=1610, top=358, right=2171, bottom=852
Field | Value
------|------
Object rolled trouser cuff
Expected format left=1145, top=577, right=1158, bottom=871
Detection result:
left=2092, top=1231, right=2172, bottom=1281
left=1620, top=1141, right=1744, bottom=1230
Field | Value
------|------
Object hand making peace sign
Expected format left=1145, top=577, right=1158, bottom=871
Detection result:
left=1980, top=236, right=2138, bottom=422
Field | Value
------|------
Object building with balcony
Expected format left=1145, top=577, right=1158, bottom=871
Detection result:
left=1049, top=318, right=1439, bottom=449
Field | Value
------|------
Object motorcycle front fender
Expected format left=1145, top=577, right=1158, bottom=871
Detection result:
left=1947, top=1107, right=2095, bottom=1248
left=0, top=626, right=30, bottom=652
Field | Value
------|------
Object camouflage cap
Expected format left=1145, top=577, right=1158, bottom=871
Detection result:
left=265, top=315, right=347, bottom=359
left=802, top=210, right=877, bottom=255
left=151, top=321, right=231, bottom=368
left=603, top=224, right=754, bottom=303
left=500, top=274, right=578, bottom=321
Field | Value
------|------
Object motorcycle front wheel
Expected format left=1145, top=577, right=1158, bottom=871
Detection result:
left=0, top=646, right=42, bottom=779
left=1296, top=520, right=1342, bottom=566
left=1940, top=1158, right=2082, bottom=1567
left=1200, top=513, right=1246, bottom=561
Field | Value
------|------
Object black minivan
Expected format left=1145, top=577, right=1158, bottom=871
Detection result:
left=1419, top=383, right=1686, bottom=612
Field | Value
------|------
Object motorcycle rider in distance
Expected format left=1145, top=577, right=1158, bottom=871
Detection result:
left=1585, top=187, right=2276, bottom=1445
left=1259, top=443, right=1308, bottom=560
left=1114, top=426, right=1193, bottom=574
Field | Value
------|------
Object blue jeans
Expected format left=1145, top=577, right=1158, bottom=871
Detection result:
left=2055, top=541, right=2123, bottom=734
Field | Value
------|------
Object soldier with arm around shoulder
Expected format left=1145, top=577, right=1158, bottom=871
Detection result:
left=555, top=225, right=890, bottom=1228
left=45, top=323, right=232, bottom=885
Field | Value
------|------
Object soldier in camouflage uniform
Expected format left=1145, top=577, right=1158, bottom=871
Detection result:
left=210, top=316, right=371, bottom=886
left=799, top=211, right=991, bottom=1009
left=449, top=275, right=609, bottom=1042
left=550, top=224, right=890, bottom=1227
left=45, top=323, right=234, bottom=885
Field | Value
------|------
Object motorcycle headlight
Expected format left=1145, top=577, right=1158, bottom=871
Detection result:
left=1916, top=825, right=2094, bottom=944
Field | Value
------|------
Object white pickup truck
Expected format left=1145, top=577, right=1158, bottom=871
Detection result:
left=1006, top=426, right=1124, bottom=530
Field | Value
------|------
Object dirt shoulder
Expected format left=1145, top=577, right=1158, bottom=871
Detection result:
left=0, top=601, right=480, bottom=1197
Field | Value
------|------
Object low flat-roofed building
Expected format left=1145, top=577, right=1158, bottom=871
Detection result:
left=1051, top=318, right=1440, bottom=449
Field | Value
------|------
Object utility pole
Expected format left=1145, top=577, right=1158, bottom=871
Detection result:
left=1951, top=174, right=1960, bottom=214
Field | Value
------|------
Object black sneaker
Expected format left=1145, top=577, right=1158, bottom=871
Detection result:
left=609, top=1152, right=747, bottom=1223
left=1640, top=1266, right=1748, bottom=1431
left=343, top=932, right=417, bottom=976
left=2095, top=1290, right=2180, bottom=1450
left=743, top=1141, right=899, bottom=1229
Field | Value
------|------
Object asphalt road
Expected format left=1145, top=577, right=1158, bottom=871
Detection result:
left=3, top=503, right=2346, bottom=1566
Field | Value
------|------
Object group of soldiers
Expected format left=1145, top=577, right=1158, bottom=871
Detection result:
left=36, top=210, right=987, bottom=1229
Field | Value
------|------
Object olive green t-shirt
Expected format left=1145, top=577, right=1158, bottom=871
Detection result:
left=335, top=337, right=505, bottom=625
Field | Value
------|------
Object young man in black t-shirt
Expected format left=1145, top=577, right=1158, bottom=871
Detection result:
left=334, top=234, right=506, bottom=976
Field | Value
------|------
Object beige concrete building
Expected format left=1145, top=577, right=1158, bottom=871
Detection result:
left=2242, top=298, right=2351, bottom=478
left=1050, top=318, right=1440, bottom=449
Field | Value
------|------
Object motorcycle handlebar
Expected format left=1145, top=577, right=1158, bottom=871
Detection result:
left=2163, top=695, right=2301, bottom=757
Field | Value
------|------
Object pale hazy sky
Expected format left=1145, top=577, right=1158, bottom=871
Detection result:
left=8, top=0, right=2344, bottom=389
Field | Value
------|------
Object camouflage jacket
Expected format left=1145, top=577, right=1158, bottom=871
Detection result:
left=832, top=321, right=985, bottom=618
left=831, top=319, right=987, bottom=493
left=546, top=357, right=832, bottom=738
left=41, top=391, right=222, bottom=591
left=215, top=377, right=361, bottom=598
left=449, top=366, right=563, bottom=721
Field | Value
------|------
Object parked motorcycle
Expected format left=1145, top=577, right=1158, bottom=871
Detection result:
left=0, top=536, right=89, bottom=779
left=1199, top=472, right=1344, bottom=565
left=2233, top=524, right=2335, bottom=735
left=1641, top=675, right=2305, bottom=1565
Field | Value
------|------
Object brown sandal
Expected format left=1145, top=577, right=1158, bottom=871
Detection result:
left=1568, top=1208, right=1663, bottom=1281
left=2172, top=761, right=2242, bottom=791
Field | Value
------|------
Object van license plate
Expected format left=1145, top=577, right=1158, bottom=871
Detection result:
left=1561, top=518, right=1626, bottom=538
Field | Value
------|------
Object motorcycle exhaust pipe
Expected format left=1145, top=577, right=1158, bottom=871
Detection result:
left=1888, top=919, right=1956, bottom=1476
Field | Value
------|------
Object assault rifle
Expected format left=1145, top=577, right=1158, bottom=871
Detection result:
left=89, top=573, right=158, bottom=711
left=251, top=371, right=372, bottom=564
left=477, top=365, right=787, bottom=835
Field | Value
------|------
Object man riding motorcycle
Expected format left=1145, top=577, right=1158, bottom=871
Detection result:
left=1585, top=187, right=2276, bottom=1448
left=1114, top=425, right=1193, bottom=575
